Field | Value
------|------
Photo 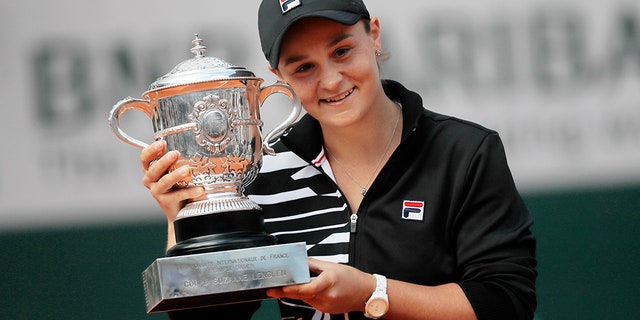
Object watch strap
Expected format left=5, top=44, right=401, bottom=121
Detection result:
left=373, top=274, right=387, bottom=292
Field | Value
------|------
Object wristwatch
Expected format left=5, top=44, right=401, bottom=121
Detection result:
left=364, top=274, right=389, bottom=319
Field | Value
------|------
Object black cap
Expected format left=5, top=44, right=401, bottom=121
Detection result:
left=258, top=0, right=370, bottom=69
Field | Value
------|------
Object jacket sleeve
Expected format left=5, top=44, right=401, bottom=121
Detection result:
left=454, top=133, right=537, bottom=320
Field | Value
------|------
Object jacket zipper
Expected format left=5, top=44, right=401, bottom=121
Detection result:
left=317, top=168, right=358, bottom=265
left=350, top=213, right=358, bottom=233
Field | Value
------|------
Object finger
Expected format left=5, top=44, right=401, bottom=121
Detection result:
left=307, top=258, right=326, bottom=275
left=143, top=150, right=180, bottom=187
left=151, top=185, right=204, bottom=222
left=160, top=186, right=205, bottom=207
left=149, top=164, right=189, bottom=195
left=281, top=275, right=330, bottom=299
left=267, top=284, right=318, bottom=301
left=265, top=287, right=285, bottom=298
left=140, top=140, right=166, bottom=171
left=271, top=259, right=329, bottom=299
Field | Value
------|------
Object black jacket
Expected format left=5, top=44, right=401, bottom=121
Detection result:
left=245, top=80, right=537, bottom=319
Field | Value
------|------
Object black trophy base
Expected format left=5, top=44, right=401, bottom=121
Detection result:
left=167, top=209, right=277, bottom=257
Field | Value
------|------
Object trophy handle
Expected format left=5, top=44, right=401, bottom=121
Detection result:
left=259, top=81, right=302, bottom=156
left=108, top=97, right=154, bottom=149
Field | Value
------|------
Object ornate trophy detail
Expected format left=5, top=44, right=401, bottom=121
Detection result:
left=191, top=94, right=233, bottom=153
left=108, top=34, right=308, bottom=313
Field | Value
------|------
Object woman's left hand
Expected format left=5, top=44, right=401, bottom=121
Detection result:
left=266, top=258, right=376, bottom=314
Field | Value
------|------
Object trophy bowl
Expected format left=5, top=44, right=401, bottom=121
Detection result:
left=108, top=34, right=309, bottom=312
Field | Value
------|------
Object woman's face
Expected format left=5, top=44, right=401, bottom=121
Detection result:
left=274, top=17, right=383, bottom=129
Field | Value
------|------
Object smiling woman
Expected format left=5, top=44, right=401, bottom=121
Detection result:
left=273, top=17, right=391, bottom=140
left=139, top=0, right=537, bottom=319
left=3, top=0, right=639, bottom=319
left=270, top=17, right=402, bottom=213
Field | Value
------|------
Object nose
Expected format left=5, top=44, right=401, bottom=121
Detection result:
left=318, top=63, right=343, bottom=90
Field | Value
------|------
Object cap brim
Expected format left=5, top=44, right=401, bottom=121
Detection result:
left=269, top=10, right=364, bottom=69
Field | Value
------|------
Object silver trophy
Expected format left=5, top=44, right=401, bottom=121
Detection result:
left=109, top=34, right=309, bottom=313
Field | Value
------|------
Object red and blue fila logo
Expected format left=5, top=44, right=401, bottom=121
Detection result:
left=280, top=0, right=302, bottom=14
left=402, top=200, right=425, bottom=221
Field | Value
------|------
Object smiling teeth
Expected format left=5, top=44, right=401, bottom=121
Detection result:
left=325, top=89, right=353, bottom=102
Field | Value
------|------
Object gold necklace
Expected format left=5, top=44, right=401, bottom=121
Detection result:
left=326, top=104, right=401, bottom=197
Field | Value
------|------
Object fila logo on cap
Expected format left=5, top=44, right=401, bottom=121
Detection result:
left=280, top=0, right=302, bottom=14
left=402, top=200, right=425, bottom=222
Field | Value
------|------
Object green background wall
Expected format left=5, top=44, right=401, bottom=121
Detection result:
left=2, top=184, right=639, bottom=319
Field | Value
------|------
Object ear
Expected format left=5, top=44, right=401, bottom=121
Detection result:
left=268, top=64, right=282, bottom=79
left=369, top=16, right=382, bottom=52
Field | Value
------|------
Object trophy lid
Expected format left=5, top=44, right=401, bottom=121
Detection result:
left=148, top=34, right=257, bottom=91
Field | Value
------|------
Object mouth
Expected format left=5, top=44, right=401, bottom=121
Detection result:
left=322, top=88, right=355, bottom=103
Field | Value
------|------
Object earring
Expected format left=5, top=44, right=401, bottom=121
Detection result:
left=375, top=49, right=382, bottom=57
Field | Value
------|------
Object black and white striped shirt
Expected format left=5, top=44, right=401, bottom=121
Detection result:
left=250, top=148, right=351, bottom=265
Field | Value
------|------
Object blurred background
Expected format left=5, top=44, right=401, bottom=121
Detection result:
left=1, top=0, right=639, bottom=319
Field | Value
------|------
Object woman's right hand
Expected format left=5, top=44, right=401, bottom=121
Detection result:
left=140, top=140, right=205, bottom=223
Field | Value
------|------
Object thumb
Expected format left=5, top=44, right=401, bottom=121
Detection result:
left=307, top=257, right=329, bottom=276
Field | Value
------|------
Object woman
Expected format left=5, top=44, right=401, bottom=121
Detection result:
left=140, top=0, right=537, bottom=319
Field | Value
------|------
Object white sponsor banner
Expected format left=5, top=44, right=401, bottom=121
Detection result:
left=1, top=0, right=639, bottom=229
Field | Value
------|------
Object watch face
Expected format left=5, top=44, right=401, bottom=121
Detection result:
left=366, top=298, right=389, bottom=317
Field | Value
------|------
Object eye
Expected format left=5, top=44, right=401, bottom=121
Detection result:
left=295, top=63, right=314, bottom=74
left=335, top=47, right=351, bottom=58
